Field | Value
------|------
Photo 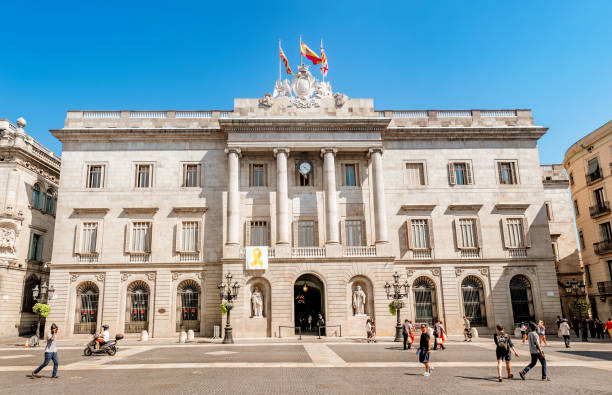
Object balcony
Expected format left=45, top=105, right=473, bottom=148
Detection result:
left=292, top=247, right=326, bottom=258
left=589, top=201, right=611, bottom=218
left=507, top=248, right=528, bottom=258
left=586, top=169, right=603, bottom=185
left=78, top=254, right=99, bottom=263
left=593, top=239, right=612, bottom=255
left=598, top=281, right=612, bottom=295
left=343, top=246, right=377, bottom=257
left=407, top=249, right=433, bottom=260
left=178, top=252, right=200, bottom=263
left=459, top=249, right=480, bottom=259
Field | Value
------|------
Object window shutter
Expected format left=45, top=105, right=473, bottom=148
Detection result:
left=475, top=217, right=483, bottom=248
left=355, top=164, right=360, bottom=187
left=497, top=162, right=502, bottom=183
left=511, top=162, right=518, bottom=184
left=466, top=162, right=473, bottom=184
left=125, top=223, right=131, bottom=253
left=198, top=164, right=203, bottom=187
left=427, top=218, right=435, bottom=248
left=181, top=164, right=187, bottom=187
left=244, top=220, right=251, bottom=246
left=175, top=222, right=182, bottom=252
left=196, top=220, right=202, bottom=252
left=292, top=220, right=298, bottom=247
left=522, top=217, right=531, bottom=247
left=340, top=219, right=346, bottom=244
left=267, top=221, right=271, bottom=246
left=448, top=163, right=456, bottom=185
left=264, top=164, right=268, bottom=187
left=314, top=221, right=320, bottom=247
left=74, top=224, right=82, bottom=254
left=35, top=236, right=43, bottom=262
left=146, top=223, right=152, bottom=253
left=454, top=219, right=462, bottom=249
left=360, top=219, right=366, bottom=246
left=501, top=218, right=510, bottom=248
left=28, top=233, right=35, bottom=260
left=94, top=221, right=102, bottom=254
left=406, top=220, right=413, bottom=250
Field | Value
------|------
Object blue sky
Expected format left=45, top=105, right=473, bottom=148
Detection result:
left=1, top=1, right=611, bottom=164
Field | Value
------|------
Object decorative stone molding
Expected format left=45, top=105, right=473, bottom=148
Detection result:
left=196, top=272, right=205, bottom=280
left=455, top=267, right=489, bottom=277
left=479, top=268, right=489, bottom=277
left=273, top=148, right=290, bottom=158
left=406, top=269, right=415, bottom=276
left=494, top=203, right=530, bottom=211
left=400, top=204, right=436, bottom=213
left=121, top=272, right=156, bottom=281
left=448, top=204, right=483, bottom=211
left=73, top=208, right=110, bottom=215
left=146, top=273, right=156, bottom=281
left=431, top=268, right=441, bottom=277
left=224, top=147, right=242, bottom=158
left=95, top=273, right=105, bottom=282
left=367, top=147, right=384, bottom=158
left=122, top=207, right=159, bottom=215
left=172, top=206, right=208, bottom=214
left=70, top=274, right=79, bottom=282
left=172, top=272, right=180, bottom=281
left=320, top=148, right=338, bottom=158
left=455, top=268, right=464, bottom=276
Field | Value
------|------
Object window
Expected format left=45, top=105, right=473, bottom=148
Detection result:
left=579, top=230, right=585, bottom=249
left=505, top=218, right=526, bottom=248
left=585, top=265, right=592, bottom=286
left=250, top=164, right=267, bottom=187
left=126, top=281, right=149, bottom=333
left=574, top=200, right=580, bottom=216
left=297, top=220, right=316, bottom=247
left=131, top=222, right=151, bottom=253
left=81, top=223, right=98, bottom=254
left=177, top=280, right=201, bottom=332
left=551, top=242, right=559, bottom=261
left=448, top=162, right=473, bottom=185
left=545, top=202, right=552, bottom=221
left=44, top=189, right=56, bottom=215
left=413, top=277, right=438, bottom=325
left=345, top=220, right=363, bottom=246
left=608, top=260, right=612, bottom=280
left=409, top=219, right=431, bottom=249
left=28, top=232, right=43, bottom=261
left=456, top=218, right=478, bottom=249
left=587, top=157, right=601, bottom=183
left=86, top=165, right=104, bottom=188
left=497, top=161, right=518, bottom=185
left=182, top=164, right=201, bottom=187
left=31, top=183, right=43, bottom=210
left=250, top=221, right=268, bottom=246
left=593, top=187, right=606, bottom=208
left=405, top=162, right=425, bottom=186
left=509, top=275, right=535, bottom=324
left=569, top=172, right=574, bottom=185
left=135, top=164, right=152, bottom=188
left=461, top=276, right=487, bottom=327
left=599, top=222, right=612, bottom=241
left=181, top=221, right=199, bottom=252
left=344, top=164, right=359, bottom=186
left=22, top=275, right=40, bottom=313
left=74, top=282, right=99, bottom=334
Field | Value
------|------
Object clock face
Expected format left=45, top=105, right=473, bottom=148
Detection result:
left=298, top=160, right=313, bottom=176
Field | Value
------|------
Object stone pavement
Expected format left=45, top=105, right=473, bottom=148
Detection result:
left=1, top=336, right=611, bottom=394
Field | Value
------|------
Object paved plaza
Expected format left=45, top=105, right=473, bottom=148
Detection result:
left=1, top=336, right=611, bottom=394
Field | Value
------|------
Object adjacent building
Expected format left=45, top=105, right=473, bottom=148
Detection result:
left=47, top=68, right=562, bottom=338
left=0, top=118, right=60, bottom=337
left=564, top=120, right=612, bottom=320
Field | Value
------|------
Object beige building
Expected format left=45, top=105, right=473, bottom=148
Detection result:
left=47, top=69, right=562, bottom=338
left=541, top=164, right=582, bottom=318
left=0, top=118, right=60, bottom=337
left=564, top=120, right=612, bottom=320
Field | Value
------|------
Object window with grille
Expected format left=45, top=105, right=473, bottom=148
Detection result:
left=131, top=222, right=151, bottom=253
left=297, top=221, right=316, bottom=247
left=183, top=164, right=200, bottom=187
left=461, top=277, right=487, bottom=327
left=457, top=218, right=478, bottom=248
left=87, top=165, right=104, bottom=188
left=28, top=232, right=43, bottom=261
left=181, top=221, right=199, bottom=252
left=405, top=162, right=425, bottom=186
left=344, top=164, right=358, bottom=186
left=250, top=221, right=268, bottom=246
left=498, top=161, right=518, bottom=184
left=345, top=220, right=363, bottom=246
left=413, top=278, right=437, bottom=325
left=509, top=275, right=535, bottom=324
left=506, top=218, right=525, bottom=248
left=135, top=164, right=152, bottom=188
left=31, top=183, right=43, bottom=209
left=81, top=223, right=98, bottom=253
left=410, top=219, right=430, bottom=249
left=250, top=164, right=266, bottom=187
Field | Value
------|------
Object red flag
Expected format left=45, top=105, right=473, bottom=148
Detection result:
left=300, top=41, right=322, bottom=65
left=280, top=45, right=293, bottom=75
left=320, top=41, right=328, bottom=77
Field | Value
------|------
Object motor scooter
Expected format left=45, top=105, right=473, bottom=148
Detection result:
left=84, top=334, right=124, bottom=356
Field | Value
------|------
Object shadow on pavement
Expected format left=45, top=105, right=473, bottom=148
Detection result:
left=454, top=376, right=499, bottom=382
left=558, top=351, right=612, bottom=361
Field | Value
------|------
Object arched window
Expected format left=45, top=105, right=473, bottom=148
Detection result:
left=31, top=184, right=43, bottom=210
left=177, top=280, right=201, bottom=332
left=44, top=189, right=56, bottom=215
left=413, top=277, right=438, bottom=325
left=74, top=282, right=99, bottom=334
left=509, top=275, right=535, bottom=324
left=126, top=281, right=150, bottom=333
left=21, top=275, right=40, bottom=312
left=461, top=276, right=487, bottom=327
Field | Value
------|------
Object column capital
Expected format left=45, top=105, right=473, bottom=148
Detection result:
left=320, top=148, right=338, bottom=158
left=367, top=147, right=384, bottom=158
left=273, top=148, right=290, bottom=158
left=224, top=147, right=242, bottom=157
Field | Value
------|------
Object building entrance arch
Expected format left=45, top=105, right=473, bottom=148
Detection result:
left=294, top=274, right=325, bottom=335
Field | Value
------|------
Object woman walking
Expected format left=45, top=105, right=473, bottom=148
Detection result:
left=538, top=320, right=547, bottom=346
left=366, top=319, right=374, bottom=343
left=32, top=323, right=59, bottom=379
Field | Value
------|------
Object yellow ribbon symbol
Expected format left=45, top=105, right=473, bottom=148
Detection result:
left=250, top=248, right=264, bottom=268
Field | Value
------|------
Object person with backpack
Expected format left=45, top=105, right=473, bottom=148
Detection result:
left=402, top=319, right=413, bottom=350
left=494, top=323, right=519, bottom=382
left=519, top=322, right=550, bottom=381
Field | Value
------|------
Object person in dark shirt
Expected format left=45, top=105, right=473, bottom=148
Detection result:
left=494, top=323, right=519, bottom=382
left=418, top=324, right=433, bottom=376
left=588, top=319, right=596, bottom=338
left=581, top=319, right=589, bottom=342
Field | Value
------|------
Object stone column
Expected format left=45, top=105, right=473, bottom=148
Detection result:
left=369, top=148, right=389, bottom=248
left=274, top=148, right=290, bottom=256
left=225, top=148, right=241, bottom=248
left=321, top=148, right=339, bottom=245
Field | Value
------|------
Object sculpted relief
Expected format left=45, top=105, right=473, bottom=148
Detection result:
left=0, top=227, right=17, bottom=256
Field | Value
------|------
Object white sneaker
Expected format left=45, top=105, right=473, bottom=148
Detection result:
left=423, top=372, right=430, bottom=377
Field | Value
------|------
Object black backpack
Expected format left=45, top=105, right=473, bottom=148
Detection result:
left=497, top=334, right=509, bottom=351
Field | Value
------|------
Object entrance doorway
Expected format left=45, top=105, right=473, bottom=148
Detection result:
left=294, top=274, right=325, bottom=335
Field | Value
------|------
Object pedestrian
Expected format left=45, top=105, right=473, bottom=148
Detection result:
left=371, top=319, right=377, bottom=343
left=538, top=320, right=547, bottom=346
left=588, top=318, right=596, bottom=338
left=438, top=320, right=447, bottom=349
left=317, top=313, right=325, bottom=336
left=494, top=324, right=519, bottom=382
left=519, top=322, right=550, bottom=381
left=560, top=319, right=571, bottom=348
left=307, top=314, right=312, bottom=331
left=556, top=315, right=562, bottom=330
left=366, top=318, right=374, bottom=343
left=607, top=318, right=612, bottom=340
left=31, top=323, right=59, bottom=379
left=417, top=323, right=433, bottom=376
left=433, top=320, right=445, bottom=350
left=520, top=322, right=528, bottom=344
left=403, top=319, right=412, bottom=350
left=463, top=316, right=472, bottom=342
left=595, top=318, right=604, bottom=339
left=572, top=318, right=580, bottom=337
left=581, top=318, right=589, bottom=342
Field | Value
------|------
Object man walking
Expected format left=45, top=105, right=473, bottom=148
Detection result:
left=32, top=323, right=59, bottom=379
left=418, top=324, right=433, bottom=376
left=581, top=318, right=589, bottom=342
left=560, top=319, right=571, bottom=348
left=519, top=322, right=550, bottom=381
left=403, top=319, right=412, bottom=350
left=494, top=324, right=519, bottom=382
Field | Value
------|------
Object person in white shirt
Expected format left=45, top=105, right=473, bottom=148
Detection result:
left=96, top=324, right=110, bottom=350
left=560, top=319, right=571, bottom=348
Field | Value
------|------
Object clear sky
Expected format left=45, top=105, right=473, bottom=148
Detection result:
left=1, top=0, right=611, bottom=164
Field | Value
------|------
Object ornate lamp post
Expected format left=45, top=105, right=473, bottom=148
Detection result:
left=32, top=282, right=55, bottom=345
left=565, top=278, right=586, bottom=320
left=384, top=272, right=410, bottom=342
left=218, top=273, right=240, bottom=344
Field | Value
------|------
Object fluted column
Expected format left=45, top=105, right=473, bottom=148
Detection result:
left=321, top=148, right=339, bottom=244
left=225, top=148, right=241, bottom=246
left=369, top=147, right=389, bottom=244
left=274, top=148, right=290, bottom=245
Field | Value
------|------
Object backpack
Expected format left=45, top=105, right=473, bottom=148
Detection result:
left=497, top=334, right=509, bottom=351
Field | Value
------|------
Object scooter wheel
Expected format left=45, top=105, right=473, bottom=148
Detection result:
left=106, top=346, right=117, bottom=356
left=84, top=348, right=92, bottom=356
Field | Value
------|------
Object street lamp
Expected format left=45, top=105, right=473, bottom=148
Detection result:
left=565, top=278, right=586, bottom=320
left=218, top=273, right=240, bottom=344
left=384, top=272, right=410, bottom=342
left=32, top=282, right=55, bottom=345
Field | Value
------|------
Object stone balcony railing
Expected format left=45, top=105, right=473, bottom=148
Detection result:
left=589, top=202, right=610, bottom=218
left=292, top=247, right=326, bottom=258
left=594, top=240, right=612, bottom=255
left=406, top=249, right=433, bottom=260
left=343, top=246, right=377, bottom=257
left=459, top=249, right=481, bottom=259
left=597, top=281, right=612, bottom=295
left=506, top=248, right=528, bottom=258
left=375, top=109, right=534, bottom=128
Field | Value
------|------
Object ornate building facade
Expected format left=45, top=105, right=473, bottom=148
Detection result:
left=47, top=69, right=561, bottom=338
left=0, top=118, right=60, bottom=337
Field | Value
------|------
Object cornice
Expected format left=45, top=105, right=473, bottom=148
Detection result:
left=384, top=126, right=548, bottom=140
left=51, top=128, right=225, bottom=142
left=172, top=206, right=209, bottom=214
left=219, top=117, right=390, bottom=134
left=400, top=204, right=436, bottom=212
left=73, top=208, right=110, bottom=215
left=448, top=204, right=483, bottom=211
left=122, top=207, right=159, bottom=215
left=494, top=203, right=530, bottom=211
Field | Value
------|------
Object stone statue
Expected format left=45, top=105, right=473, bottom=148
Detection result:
left=251, top=286, right=264, bottom=317
left=334, top=92, right=348, bottom=108
left=273, top=79, right=292, bottom=98
left=259, top=93, right=274, bottom=108
left=314, top=81, right=333, bottom=98
left=0, top=227, right=16, bottom=255
left=352, top=285, right=367, bottom=315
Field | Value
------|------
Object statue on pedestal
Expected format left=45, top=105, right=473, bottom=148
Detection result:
left=251, top=286, right=264, bottom=318
left=352, top=285, right=367, bottom=315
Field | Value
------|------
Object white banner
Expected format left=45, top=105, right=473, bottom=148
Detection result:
left=245, top=246, right=268, bottom=270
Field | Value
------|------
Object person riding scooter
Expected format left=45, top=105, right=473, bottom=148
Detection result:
left=96, top=324, right=110, bottom=350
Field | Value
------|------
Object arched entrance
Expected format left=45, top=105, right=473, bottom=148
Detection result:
left=294, top=274, right=325, bottom=335
left=509, top=275, right=535, bottom=325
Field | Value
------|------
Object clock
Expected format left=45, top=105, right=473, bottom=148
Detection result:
left=297, top=159, right=313, bottom=176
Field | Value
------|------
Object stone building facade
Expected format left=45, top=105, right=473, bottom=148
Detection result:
left=47, top=71, right=562, bottom=338
left=564, top=120, right=612, bottom=321
left=0, top=118, right=60, bottom=337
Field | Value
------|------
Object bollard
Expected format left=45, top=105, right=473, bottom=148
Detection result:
left=179, top=331, right=187, bottom=343
left=187, top=329, right=195, bottom=342
left=140, top=330, right=149, bottom=342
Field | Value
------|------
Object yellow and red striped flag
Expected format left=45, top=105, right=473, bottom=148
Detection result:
left=300, top=40, right=322, bottom=65
left=320, top=40, right=328, bottom=77
left=279, top=44, right=293, bottom=75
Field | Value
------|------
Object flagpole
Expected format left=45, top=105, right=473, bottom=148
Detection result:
left=278, top=39, right=281, bottom=82
left=321, top=39, right=324, bottom=82
left=299, top=34, right=302, bottom=65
